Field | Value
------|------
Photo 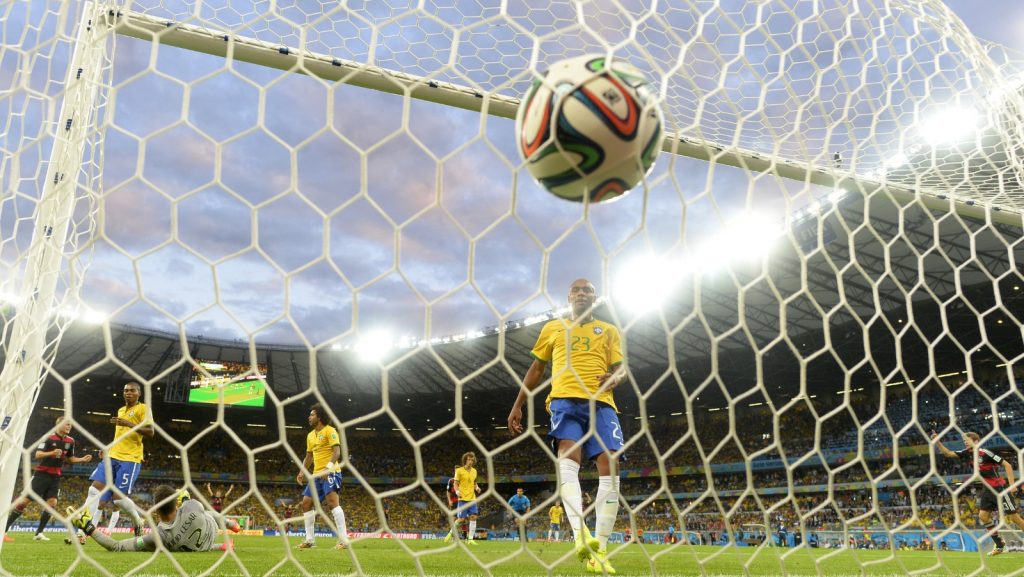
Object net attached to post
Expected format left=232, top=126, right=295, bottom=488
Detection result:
left=0, top=2, right=1022, bottom=576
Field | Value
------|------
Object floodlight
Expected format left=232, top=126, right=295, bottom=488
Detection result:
left=354, top=330, right=393, bottom=363
left=919, top=106, right=978, bottom=146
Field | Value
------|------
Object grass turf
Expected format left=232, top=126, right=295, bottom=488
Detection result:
left=1, top=535, right=1020, bottom=576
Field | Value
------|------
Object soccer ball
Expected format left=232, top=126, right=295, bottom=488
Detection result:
left=515, top=54, right=663, bottom=203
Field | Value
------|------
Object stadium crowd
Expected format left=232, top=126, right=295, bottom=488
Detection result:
left=9, top=377, right=1023, bottom=540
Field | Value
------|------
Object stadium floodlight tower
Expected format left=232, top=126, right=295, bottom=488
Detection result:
left=2, top=0, right=1024, bottom=572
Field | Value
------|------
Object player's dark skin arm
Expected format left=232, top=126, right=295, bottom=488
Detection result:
left=596, top=363, right=627, bottom=395
left=297, top=452, right=314, bottom=485
left=508, top=359, right=547, bottom=434
left=110, top=417, right=155, bottom=437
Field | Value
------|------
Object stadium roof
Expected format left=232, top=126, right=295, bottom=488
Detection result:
left=9, top=188, right=1021, bottom=425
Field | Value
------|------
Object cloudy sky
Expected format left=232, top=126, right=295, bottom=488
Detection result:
left=1, top=0, right=1021, bottom=348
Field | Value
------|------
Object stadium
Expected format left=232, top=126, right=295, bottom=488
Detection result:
left=1, top=1, right=1023, bottom=577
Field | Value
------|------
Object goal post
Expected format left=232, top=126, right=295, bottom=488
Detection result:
left=0, top=2, right=110, bottom=552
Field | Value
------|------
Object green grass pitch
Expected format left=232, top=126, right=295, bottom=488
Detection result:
left=0, top=536, right=1019, bottom=576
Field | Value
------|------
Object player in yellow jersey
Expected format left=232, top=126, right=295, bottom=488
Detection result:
left=548, top=502, right=564, bottom=542
left=81, top=382, right=153, bottom=540
left=296, top=404, right=349, bottom=551
left=508, top=279, right=626, bottom=574
left=444, top=452, right=482, bottom=545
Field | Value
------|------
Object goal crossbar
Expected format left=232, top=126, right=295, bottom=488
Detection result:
left=108, top=7, right=1022, bottom=227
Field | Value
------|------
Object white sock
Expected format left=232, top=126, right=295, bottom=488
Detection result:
left=85, top=486, right=102, bottom=524
left=113, top=497, right=143, bottom=528
left=595, top=475, right=619, bottom=550
left=303, top=510, right=316, bottom=542
left=108, top=511, right=120, bottom=530
left=467, top=520, right=477, bottom=540
left=555, top=530, right=560, bottom=541
left=331, top=506, right=348, bottom=544
left=558, top=459, right=584, bottom=543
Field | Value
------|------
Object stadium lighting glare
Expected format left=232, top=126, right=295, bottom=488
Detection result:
left=694, top=213, right=783, bottom=272
left=614, top=254, right=684, bottom=313
left=919, top=106, right=978, bottom=146
left=0, top=291, right=21, bottom=305
left=355, top=330, right=393, bottom=363
left=80, top=308, right=107, bottom=325
left=884, top=151, right=909, bottom=169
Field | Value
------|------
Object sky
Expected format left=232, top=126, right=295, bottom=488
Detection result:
left=1, top=0, right=1022, bottom=349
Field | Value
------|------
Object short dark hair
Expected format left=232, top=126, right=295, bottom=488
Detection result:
left=124, top=381, right=141, bottom=391
left=152, top=485, right=178, bottom=517
left=965, top=432, right=981, bottom=443
left=310, top=404, right=327, bottom=423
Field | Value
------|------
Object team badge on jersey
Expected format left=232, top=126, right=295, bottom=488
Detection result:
left=593, top=327, right=603, bottom=334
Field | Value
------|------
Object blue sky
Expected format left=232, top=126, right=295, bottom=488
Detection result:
left=1, top=1, right=1020, bottom=347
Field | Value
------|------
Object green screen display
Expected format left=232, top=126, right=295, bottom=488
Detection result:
left=187, top=360, right=267, bottom=408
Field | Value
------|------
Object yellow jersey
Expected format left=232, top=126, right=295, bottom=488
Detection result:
left=549, top=504, right=564, bottom=524
left=531, top=318, right=623, bottom=411
left=454, top=466, right=478, bottom=500
left=306, top=425, right=341, bottom=473
left=108, top=403, right=150, bottom=463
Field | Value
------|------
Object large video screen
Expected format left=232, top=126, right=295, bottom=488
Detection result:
left=187, top=360, right=267, bottom=408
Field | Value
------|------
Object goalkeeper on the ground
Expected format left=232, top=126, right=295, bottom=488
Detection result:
left=68, top=486, right=240, bottom=552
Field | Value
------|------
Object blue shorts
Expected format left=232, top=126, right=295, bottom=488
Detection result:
left=551, top=523, right=561, bottom=530
left=456, top=500, right=479, bottom=519
left=303, top=472, right=343, bottom=500
left=548, top=398, right=624, bottom=461
left=88, top=458, right=141, bottom=500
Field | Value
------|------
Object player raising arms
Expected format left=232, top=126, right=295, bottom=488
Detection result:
left=444, top=452, right=482, bottom=545
left=3, top=417, right=92, bottom=543
left=296, top=404, right=349, bottom=551
left=508, top=278, right=626, bottom=574
left=68, top=486, right=239, bottom=552
left=932, top=430, right=1024, bottom=555
left=205, top=483, right=234, bottom=514
left=80, top=382, right=153, bottom=539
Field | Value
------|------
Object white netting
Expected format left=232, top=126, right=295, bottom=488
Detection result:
left=0, top=1, right=1022, bottom=577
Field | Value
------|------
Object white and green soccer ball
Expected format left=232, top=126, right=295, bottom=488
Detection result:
left=516, top=54, right=663, bottom=203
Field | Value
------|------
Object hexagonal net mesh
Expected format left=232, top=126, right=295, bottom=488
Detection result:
left=0, top=1, right=1022, bottom=576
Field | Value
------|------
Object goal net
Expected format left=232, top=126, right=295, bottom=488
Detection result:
left=0, top=1, right=1022, bottom=576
